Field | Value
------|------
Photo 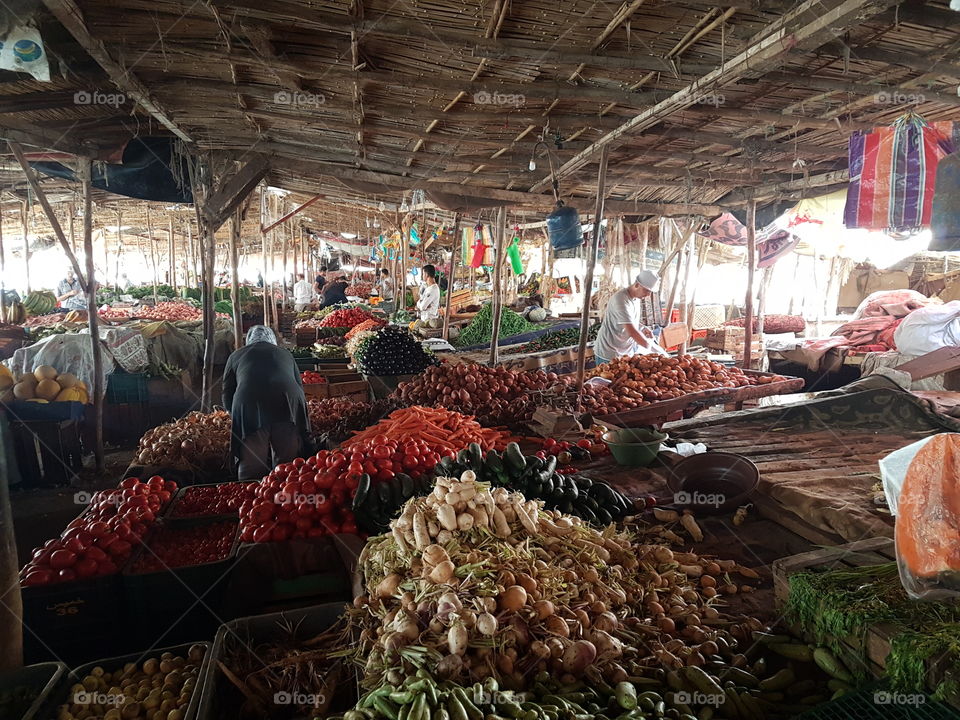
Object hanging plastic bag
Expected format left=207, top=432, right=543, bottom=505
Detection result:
left=507, top=236, right=524, bottom=275
left=887, top=433, right=960, bottom=599
left=469, top=224, right=486, bottom=268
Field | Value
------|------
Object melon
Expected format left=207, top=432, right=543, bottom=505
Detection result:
left=77, top=388, right=90, bottom=404
left=55, top=387, right=82, bottom=402
left=35, top=379, right=62, bottom=401
left=18, top=373, right=37, bottom=385
left=56, top=373, right=78, bottom=389
left=0, top=364, right=11, bottom=381
left=0, top=389, right=13, bottom=404
left=13, top=382, right=35, bottom=399
left=0, top=375, right=12, bottom=392
left=25, top=398, right=49, bottom=403
left=34, top=365, right=58, bottom=381
left=75, top=380, right=88, bottom=391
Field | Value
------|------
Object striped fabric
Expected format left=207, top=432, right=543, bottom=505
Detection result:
left=844, top=113, right=957, bottom=233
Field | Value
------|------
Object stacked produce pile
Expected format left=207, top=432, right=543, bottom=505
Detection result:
left=455, top=304, right=533, bottom=347
left=21, top=290, right=58, bottom=316
left=339, top=475, right=842, bottom=720
left=130, top=520, right=237, bottom=572
left=504, top=324, right=599, bottom=355
left=20, top=476, right=176, bottom=586
left=289, top=346, right=317, bottom=359
left=53, top=645, right=206, bottom=720
left=585, top=355, right=787, bottom=413
left=307, top=397, right=399, bottom=440
left=346, top=317, right=387, bottom=340
left=301, top=370, right=328, bottom=384
left=2, top=365, right=89, bottom=404
left=344, top=406, right=514, bottom=454
left=238, top=453, right=359, bottom=541
left=168, top=482, right=249, bottom=518
left=723, top=314, right=805, bottom=334
left=321, top=306, right=379, bottom=328
left=98, top=307, right=134, bottom=321
left=134, top=301, right=206, bottom=321
left=395, top=364, right=561, bottom=427
left=22, top=312, right=67, bottom=327
left=434, top=441, right=632, bottom=525
left=314, top=342, right=347, bottom=358
left=346, top=281, right=374, bottom=297
left=135, top=410, right=231, bottom=471
left=354, top=326, right=439, bottom=376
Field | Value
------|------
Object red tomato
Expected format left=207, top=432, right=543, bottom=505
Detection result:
left=307, top=526, right=326, bottom=538
left=87, top=521, right=110, bottom=537
left=49, top=549, right=77, bottom=569
left=292, top=457, right=305, bottom=468
left=300, top=480, right=317, bottom=495
left=252, top=525, right=273, bottom=543
left=64, top=537, right=88, bottom=554
left=295, top=517, right=312, bottom=531
left=22, top=569, right=53, bottom=586
left=402, top=454, right=419, bottom=470
left=348, top=462, right=364, bottom=475
left=271, top=524, right=292, bottom=542
left=31, top=547, right=52, bottom=564
left=74, top=557, right=98, bottom=578
left=240, top=526, right=255, bottom=543
left=107, top=540, right=131, bottom=557
left=120, top=477, right=140, bottom=489
left=371, top=445, right=391, bottom=460
left=83, top=546, right=108, bottom=562
left=374, top=469, right=394, bottom=483
left=57, top=568, right=77, bottom=582
left=340, top=520, right=358, bottom=534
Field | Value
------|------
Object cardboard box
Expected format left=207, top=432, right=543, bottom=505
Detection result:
left=661, top=322, right=689, bottom=348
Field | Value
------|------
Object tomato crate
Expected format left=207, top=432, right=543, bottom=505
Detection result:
left=305, top=378, right=370, bottom=401
left=0, top=661, right=67, bottom=720
left=122, top=520, right=240, bottom=647
left=163, top=482, right=253, bottom=524
left=20, top=574, right=127, bottom=664
left=224, top=534, right=363, bottom=619
left=105, top=371, right=148, bottom=404
left=53, top=642, right=211, bottom=720
left=195, top=603, right=353, bottom=720
left=364, top=373, right=417, bottom=400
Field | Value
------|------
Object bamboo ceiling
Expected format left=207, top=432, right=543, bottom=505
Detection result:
left=0, top=0, right=957, bottom=249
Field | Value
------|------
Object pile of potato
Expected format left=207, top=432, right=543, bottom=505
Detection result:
left=0, top=364, right=89, bottom=405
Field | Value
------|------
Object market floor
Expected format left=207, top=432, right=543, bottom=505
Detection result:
left=9, top=447, right=136, bottom=566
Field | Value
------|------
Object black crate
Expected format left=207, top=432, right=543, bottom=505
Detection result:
left=0, top=661, right=67, bottom=720
left=163, top=482, right=253, bottom=524
left=52, top=642, right=211, bottom=720
left=195, top=604, right=351, bottom=720
left=122, top=520, right=240, bottom=647
left=21, top=574, right=126, bottom=665
left=223, top=534, right=363, bottom=619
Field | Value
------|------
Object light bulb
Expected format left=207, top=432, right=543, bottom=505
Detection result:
left=378, top=201, right=386, bottom=211
left=400, top=200, right=409, bottom=212
left=528, top=159, right=536, bottom=171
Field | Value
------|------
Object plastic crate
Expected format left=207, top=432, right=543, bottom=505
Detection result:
left=53, top=642, right=211, bottom=720
left=0, top=661, right=67, bottom=720
left=797, top=687, right=957, bottom=719
left=105, top=371, right=148, bottom=404
left=20, top=574, right=126, bottom=664
left=163, top=482, right=253, bottom=523
left=195, top=604, right=351, bottom=720
left=122, top=520, right=240, bottom=646
left=364, top=373, right=417, bottom=400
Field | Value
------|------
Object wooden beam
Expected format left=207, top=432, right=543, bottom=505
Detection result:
left=442, top=213, right=463, bottom=341
left=761, top=71, right=960, bottom=107
left=576, top=146, right=609, bottom=388
left=201, top=154, right=271, bottom=232
left=42, top=0, right=192, bottom=143
left=592, top=0, right=648, bottom=50
left=743, top=199, right=756, bottom=369
left=0, top=119, right=89, bottom=155
left=810, top=43, right=960, bottom=80
left=261, top=194, right=322, bottom=234
left=489, top=205, right=507, bottom=366
left=8, top=141, right=88, bottom=288
left=530, top=0, right=893, bottom=191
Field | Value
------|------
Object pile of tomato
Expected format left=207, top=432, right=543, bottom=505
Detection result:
left=168, top=482, right=249, bottom=518
left=301, top=371, right=327, bottom=384
left=20, top=476, right=176, bottom=587
left=341, top=434, right=451, bottom=480
left=319, top=307, right=377, bottom=328
left=130, top=521, right=237, bottom=573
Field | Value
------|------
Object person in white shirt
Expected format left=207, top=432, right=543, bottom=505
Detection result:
left=292, top=273, right=315, bottom=312
left=593, top=270, right=668, bottom=364
left=416, top=264, right=441, bottom=322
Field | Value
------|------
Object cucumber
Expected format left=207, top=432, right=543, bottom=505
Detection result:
left=594, top=507, right=613, bottom=525
left=376, top=481, right=392, bottom=507
left=468, top=442, right=483, bottom=467
left=758, top=668, right=794, bottom=692
left=503, top=443, right=526, bottom=473
left=352, top=473, right=372, bottom=512
left=812, top=647, right=853, bottom=683
left=399, top=473, right=415, bottom=499
left=768, top=642, right=814, bottom=662
left=565, top=482, right=579, bottom=501
left=457, top=449, right=471, bottom=465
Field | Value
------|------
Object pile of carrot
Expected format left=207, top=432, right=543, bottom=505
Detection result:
left=343, top=405, right=515, bottom=453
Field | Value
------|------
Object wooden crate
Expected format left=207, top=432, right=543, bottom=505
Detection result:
left=705, top=326, right=759, bottom=352
left=772, top=537, right=959, bottom=696
left=304, top=379, right=369, bottom=401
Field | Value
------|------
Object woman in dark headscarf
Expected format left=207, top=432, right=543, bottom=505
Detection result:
left=222, top=326, right=311, bottom=479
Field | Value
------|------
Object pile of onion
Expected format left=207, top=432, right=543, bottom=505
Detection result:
left=135, top=410, right=231, bottom=471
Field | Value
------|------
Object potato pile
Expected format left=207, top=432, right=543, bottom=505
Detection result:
left=0, top=364, right=89, bottom=405
left=56, top=645, right=205, bottom=720
left=587, top=355, right=784, bottom=411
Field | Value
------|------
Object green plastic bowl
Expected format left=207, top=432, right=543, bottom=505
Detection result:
left=602, top=427, right=668, bottom=467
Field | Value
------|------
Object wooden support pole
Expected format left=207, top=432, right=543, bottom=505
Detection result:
left=260, top=189, right=271, bottom=328
left=281, top=215, right=289, bottom=313
left=489, top=205, right=508, bottom=367
left=640, top=222, right=649, bottom=271
left=146, top=205, right=159, bottom=302
left=0, top=409, right=22, bottom=670
left=114, top=207, right=121, bottom=292
left=400, top=214, right=410, bottom=314
left=186, top=221, right=195, bottom=288
left=576, top=147, right=609, bottom=389
left=678, top=236, right=695, bottom=355
left=168, top=215, right=176, bottom=292
left=79, top=157, right=104, bottom=471
left=442, top=212, right=463, bottom=341
left=743, top=199, right=757, bottom=370
left=0, top=217, right=6, bottom=322
left=21, top=202, right=30, bottom=294
left=230, top=208, right=243, bottom=348
left=662, top=237, right=685, bottom=325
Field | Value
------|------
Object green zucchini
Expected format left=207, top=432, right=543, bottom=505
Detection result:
left=352, top=473, right=372, bottom=512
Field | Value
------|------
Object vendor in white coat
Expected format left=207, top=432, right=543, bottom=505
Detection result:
left=292, top=273, right=315, bottom=312
left=417, top=264, right=441, bottom=322
left=593, top=270, right=668, bottom=365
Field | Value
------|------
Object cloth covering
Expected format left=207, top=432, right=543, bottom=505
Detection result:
left=222, top=341, right=311, bottom=464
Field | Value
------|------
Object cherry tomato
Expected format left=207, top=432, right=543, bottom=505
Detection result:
left=57, top=568, right=77, bottom=582
left=49, top=549, right=77, bottom=569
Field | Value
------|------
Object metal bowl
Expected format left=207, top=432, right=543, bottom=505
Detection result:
left=665, top=451, right=759, bottom=514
